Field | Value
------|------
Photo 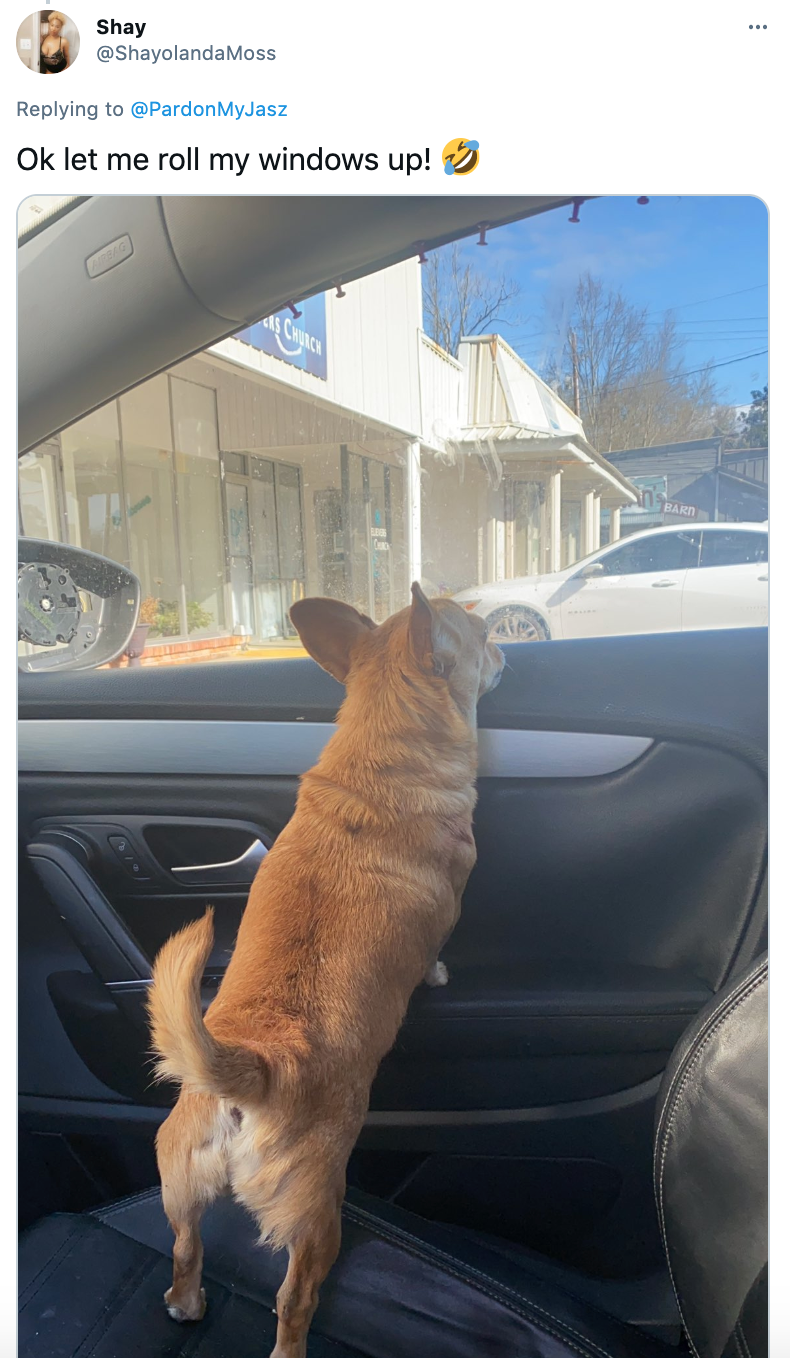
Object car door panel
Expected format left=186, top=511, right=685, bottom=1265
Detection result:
left=18, top=629, right=767, bottom=1279
left=20, top=740, right=760, bottom=1100
left=682, top=527, right=769, bottom=632
left=683, top=562, right=768, bottom=630
left=559, top=530, right=702, bottom=639
left=560, top=569, right=687, bottom=638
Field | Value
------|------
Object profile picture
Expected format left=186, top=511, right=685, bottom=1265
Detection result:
left=16, top=10, right=80, bottom=73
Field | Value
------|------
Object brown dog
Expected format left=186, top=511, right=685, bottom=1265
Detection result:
left=148, top=583, right=504, bottom=1358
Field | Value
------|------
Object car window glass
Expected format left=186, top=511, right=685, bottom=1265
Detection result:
left=598, top=532, right=700, bottom=576
left=699, top=531, right=768, bottom=567
left=16, top=199, right=768, bottom=667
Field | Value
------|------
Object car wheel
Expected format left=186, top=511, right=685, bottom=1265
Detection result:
left=487, top=606, right=550, bottom=643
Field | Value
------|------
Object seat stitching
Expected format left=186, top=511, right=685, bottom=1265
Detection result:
left=95, top=1196, right=633, bottom=1358
left=344, top=1202, right=640, bottom=1358
left=653, top=961, right=766, bottom=1154
left=74, top=1255, right=159, bottom=1357
left=19, top=1223, right=84, bottom=1306
left=100, top=1188, right=613, bottom=1354
left=95, top=1187, right=162, bottom=1220
left=97, top=1177, right=645, bottom=1357
left=653, top=961, right=767, bottom=1180
left=654, top=971, right=767, bottom=1358
left=655, top=972, right=766, bottom=1358
left=346, top=1200, right=644, bottom=1358
left=654, top=965, right=766, bottom=1199
left=736, top=1318, right=755, bottom=1358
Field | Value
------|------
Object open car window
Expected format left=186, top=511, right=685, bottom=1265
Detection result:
left=17, top=195, right=768, bottom=667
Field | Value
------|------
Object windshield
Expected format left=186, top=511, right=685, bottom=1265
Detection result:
left=17, top=195, right=85, bottom=243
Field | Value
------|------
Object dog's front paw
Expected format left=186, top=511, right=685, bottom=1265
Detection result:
left=425, top=960, right=449, bottom=987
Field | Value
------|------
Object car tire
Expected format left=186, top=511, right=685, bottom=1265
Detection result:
left=486, top=605, right=551, bottom=643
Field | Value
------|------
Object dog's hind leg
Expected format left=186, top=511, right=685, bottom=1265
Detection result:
left=236, top=1151, right=345, bottom=1358
left=156, top=1090, right=234, bottom=1323
left=269, top=1200, right=343, bottom=1358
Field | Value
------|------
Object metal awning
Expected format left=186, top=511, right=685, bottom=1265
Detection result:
left=440, top=336, right=637, bottom=506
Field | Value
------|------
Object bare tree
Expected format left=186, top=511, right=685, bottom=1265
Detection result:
left=547, top=274, right=728, bottom=452
left=423, top=243, right=523, bottom=356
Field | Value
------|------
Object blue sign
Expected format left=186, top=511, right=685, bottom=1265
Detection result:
left=236, top=293, right=327, bottom=380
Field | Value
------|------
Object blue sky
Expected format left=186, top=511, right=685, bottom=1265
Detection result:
left=461, top=196, right=768, bottom=406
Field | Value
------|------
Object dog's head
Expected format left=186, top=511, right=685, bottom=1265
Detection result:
left=290, top=584, right=504, bottom=722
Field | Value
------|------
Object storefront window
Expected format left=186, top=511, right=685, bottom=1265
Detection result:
left=60, top=404, right=127, bottom=564
left=171, top=377, right=225, bottom=636
left=507, top=479, right=544, bottom=577
left=18, top=445, right=62, bottom=541
left=367, top=459, right=394, bottom=621
left=225, top=479, right=254, bottom=636
left=249, top=459, right=284, bottom=639
left=339, top=448, right=400, bottom=621
left=275, top=464, right=306, bottom=612
left=119, top=377, right=181, bottom=636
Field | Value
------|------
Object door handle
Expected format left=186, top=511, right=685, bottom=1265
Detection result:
left=171, top=838, right=267, bottom=887
left=758, top=574, right=768, bottom=582
left=651, top=580, right=677, bottom=588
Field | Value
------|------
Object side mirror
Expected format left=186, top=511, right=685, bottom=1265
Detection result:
left=18, top=538, right=141, bottom=673
left=578, top=561, right=605, bottom=580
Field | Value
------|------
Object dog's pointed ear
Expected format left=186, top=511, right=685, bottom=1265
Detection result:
left=290, top=597, right=376, bottom=683
left=408, top=582, right=455, bottom=677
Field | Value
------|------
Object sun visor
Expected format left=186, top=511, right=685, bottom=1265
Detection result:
left=159, top=196, right=573, bottom=323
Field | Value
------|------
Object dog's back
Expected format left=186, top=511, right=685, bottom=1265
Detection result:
left=150, top=586, right=503, bottom=1358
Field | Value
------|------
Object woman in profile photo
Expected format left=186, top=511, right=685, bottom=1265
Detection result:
left=40, top=11, right=69, bottom=73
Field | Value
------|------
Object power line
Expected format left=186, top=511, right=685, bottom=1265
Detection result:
left=663, top=334, right=767, bottom=342
left=611, top=349, right=767, bottom=395
left=647, top=284, right=768, bottom=314
left=506, top=319, right=768, bottom=342
left=650, top=316, right=768, bottom=323
left=507, top=328, right=767, bottom=347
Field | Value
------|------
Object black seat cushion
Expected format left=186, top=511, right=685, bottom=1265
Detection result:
left=20, top=1186, right=672, bottom=1358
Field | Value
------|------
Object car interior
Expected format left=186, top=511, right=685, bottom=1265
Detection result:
left=18, top=196, right=767, bottom=1357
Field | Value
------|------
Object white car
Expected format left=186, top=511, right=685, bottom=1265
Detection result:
left=453, top=522, right=768, bottom=643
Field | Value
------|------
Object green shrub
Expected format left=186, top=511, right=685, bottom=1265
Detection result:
left=148, top=600, right=214, bottom=638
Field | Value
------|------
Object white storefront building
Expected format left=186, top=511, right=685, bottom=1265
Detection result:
left=19, top=258, right=637, bottom=660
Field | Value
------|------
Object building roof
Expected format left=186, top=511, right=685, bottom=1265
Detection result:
left=606, top=438, right=724, bottom=480
left=672, top=468, right=768, bottom=521
left=446, top=335, right=637, bottom=504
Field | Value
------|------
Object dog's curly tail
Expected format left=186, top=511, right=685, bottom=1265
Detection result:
left=148, top=908, right=268, bottom=1105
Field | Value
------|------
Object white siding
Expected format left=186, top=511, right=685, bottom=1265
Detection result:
left=207, top=258, right=423, bottom=439
left=419, top=334, right=462, bottom=450
left=173, top=356, right=408, bottom=456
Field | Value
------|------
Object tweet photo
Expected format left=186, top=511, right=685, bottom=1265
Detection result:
left=8, top=4, right=782, bottom=1355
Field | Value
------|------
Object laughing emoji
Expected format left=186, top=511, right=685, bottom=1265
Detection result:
left=443, top=138, right=480, bottom=176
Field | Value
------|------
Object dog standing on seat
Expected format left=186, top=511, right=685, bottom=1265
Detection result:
left=149, top=583, right=504, bottom=1358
